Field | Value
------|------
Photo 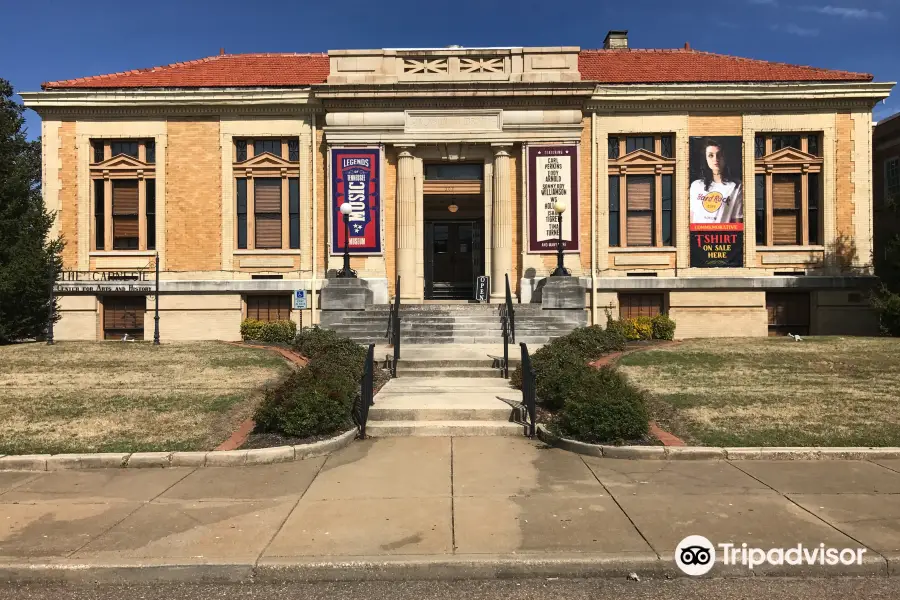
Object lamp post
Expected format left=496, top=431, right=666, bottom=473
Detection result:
left=337, top=202, right=357, bottom=278
left=153, top=252, right=160, bottom=345
left=551, top=199, right=570, bottom=276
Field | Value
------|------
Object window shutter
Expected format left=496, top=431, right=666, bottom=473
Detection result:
left=255, top=179, right=282, bottom=249
left=619, top=294, right=663, bottom=320
left=255, top=218, right=282, bottom=249
left=112, top=180, right=139, bottom=214
left=626, top=176, right=654, bottom=246
left=247, top=295, right=290, bottom=322
left=103, top=296, right=145, bottom=339
left=772, top=175, right=800, bottom=245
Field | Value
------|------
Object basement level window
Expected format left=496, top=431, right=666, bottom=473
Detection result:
left=626, top=272, right=658, bottom=277
left=251, top=275, right=284, bottom=279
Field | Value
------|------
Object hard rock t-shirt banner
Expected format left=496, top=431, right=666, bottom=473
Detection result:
left=331, top=148, right=382, bottom=254
left=689, top=136, right=744, bottom=267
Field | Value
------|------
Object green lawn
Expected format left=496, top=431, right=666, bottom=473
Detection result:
left=0, top=341, right=292, bottom=454
left=617, top=337, right=900, bottom=447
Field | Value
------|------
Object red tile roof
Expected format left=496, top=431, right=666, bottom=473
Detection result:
left=42, top=53, right=330, bottom=89
left=41, top=48, right=872, bottom=89
left=578, top=49, right=873, bottom=83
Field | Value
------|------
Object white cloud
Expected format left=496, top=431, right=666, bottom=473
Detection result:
left=803, top=5, right=887, bottom=19
left=771, top=23, right=821, bottom=36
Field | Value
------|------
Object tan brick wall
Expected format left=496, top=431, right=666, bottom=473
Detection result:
left=579, top=116, right=591, bottom=271
left=668, top=290, right=768, bottom=338
left=55, top=295, right=98, bottom=340
left=59, top=121, right=78, bottom=269
left=835, top=111, right=854, bottom=240
left=812, top=289, right=878, bottom=335
left=383, top=146, right=397, bottom=298
left=165, top=118, right=222, bottom=271
left=689, top=114, right=743, bottom=137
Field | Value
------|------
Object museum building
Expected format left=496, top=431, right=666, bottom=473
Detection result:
left=21, top=31, right=894, bottom=341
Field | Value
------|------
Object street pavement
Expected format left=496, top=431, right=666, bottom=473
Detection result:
left=1, top=437, right=900, bottom=582
left=3, top=578, right=900, bottom=600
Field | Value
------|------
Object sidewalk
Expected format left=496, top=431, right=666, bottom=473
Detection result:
left=1, top=437, right=899, bottom=582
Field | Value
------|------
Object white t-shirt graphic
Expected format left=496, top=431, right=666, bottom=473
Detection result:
left=689, top=180, right=743, bottom=224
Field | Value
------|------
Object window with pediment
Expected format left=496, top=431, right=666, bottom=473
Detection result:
left=90, top=139, right=156, bottom=251
left=754, top=133, right=824, bottom=246
left=608, top=135, right=675, bottom=248
left=233, top=138, right=301, bottom=250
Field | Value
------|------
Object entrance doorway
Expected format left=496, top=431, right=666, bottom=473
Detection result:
left=425, top=219, right=483, bottom=299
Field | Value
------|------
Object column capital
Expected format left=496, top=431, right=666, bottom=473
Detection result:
left=491, top=142, right=513, bottom=155
left=394, top=144, right=416, bottom=158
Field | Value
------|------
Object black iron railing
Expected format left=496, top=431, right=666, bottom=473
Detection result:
left=499, top=274, right=515, bottom=378
left=354, top=343, right=376, bottom=439
left=386, top=275, right=401, bottom=377
left=519, top=342, right=536, bottom=438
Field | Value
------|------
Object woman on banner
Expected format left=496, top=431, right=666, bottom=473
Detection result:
left=689, top=138, right=743, bottom=224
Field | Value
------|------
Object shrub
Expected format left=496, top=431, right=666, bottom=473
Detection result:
left=254, top=368, right=353, bottom=437
left=254, top=325, right=370, bottom=439
left=632, top=316, right=653, bottom=341
left=651, top=314, right=677, bottom=341
left=240, top=319, right=297, bottom=344
left=873, top=287, right=900, bottom=336
left=510, top=325, right=625, bottom=391
left=554, top=366, right=649, bottom=444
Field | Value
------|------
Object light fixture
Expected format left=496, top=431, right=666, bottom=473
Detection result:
left=448, top=202, right=459, bottom=213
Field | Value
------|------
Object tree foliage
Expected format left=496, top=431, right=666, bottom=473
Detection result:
left=0, top=79, right=63, bottom=343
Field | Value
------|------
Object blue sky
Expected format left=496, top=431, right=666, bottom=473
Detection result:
left=2, top=0, right=897, bottom=140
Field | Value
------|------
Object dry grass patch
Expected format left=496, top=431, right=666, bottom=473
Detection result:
left=0, top=341, right=292, bottom=454
left=617, top=337, right=900, bottom=447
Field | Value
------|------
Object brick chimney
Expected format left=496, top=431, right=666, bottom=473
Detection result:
left=603, top=30, right=628, bottom=50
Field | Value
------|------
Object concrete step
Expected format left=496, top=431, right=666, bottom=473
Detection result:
left=368, top=396, right=514, bottom=421
left=396, top=358, right=517, bottom=368
left=365, top=420, right=524, bottom=437
left=397, top=367, right=502, bottom=378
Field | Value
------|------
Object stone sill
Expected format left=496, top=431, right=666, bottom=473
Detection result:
left=233, top=250, right=303, bottom=255
left=608, top=247, right=676, bottom=253
left=756, top=246, right=826, bottom=252
left=89, top=251, right=156, bottom=257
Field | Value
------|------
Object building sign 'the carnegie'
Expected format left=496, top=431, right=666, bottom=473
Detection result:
left=331, top=148, right=382, bottom=254
left=527, top=145, right=579, bottom=253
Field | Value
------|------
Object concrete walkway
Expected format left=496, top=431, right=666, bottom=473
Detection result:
left=1, top=437, right=900, bottom=581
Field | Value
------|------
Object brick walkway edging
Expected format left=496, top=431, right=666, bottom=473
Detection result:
left=536, top=425, right=900, bottom=460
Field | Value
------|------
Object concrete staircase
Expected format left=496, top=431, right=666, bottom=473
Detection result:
left=328, top=303, right=578, bottom=346
left=365, top=349, right=526, bottom=437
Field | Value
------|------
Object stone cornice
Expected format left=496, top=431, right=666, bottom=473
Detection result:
left=20, top=88, right=321, bottom=115
left=312, top=81, right=597, bottom=99
left=588, top=82, right=894, bottom=111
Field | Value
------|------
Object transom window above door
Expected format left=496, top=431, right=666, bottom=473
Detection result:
left=233, top=138, right=301, bottom=251
left=424, top=163, right=484, bottom=180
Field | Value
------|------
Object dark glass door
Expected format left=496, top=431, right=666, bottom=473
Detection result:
left=425, top=220, right=482, bottom=299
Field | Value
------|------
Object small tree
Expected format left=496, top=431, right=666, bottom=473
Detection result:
left=0, top=79, right=63, bottom=343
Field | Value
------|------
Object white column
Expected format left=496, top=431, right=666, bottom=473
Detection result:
left=491, top=144, right=513, bottom=301
left=396, top=146, right=417, bottom=300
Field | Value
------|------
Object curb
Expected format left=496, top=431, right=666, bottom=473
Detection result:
left=0, top=551, right=893, bottom=584
left=536, top=425, right=900, bottom=461
left=0, top=428, right=358, bottom=472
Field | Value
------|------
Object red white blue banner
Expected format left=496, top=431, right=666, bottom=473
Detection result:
left=331, top=148, right=382, bottom=254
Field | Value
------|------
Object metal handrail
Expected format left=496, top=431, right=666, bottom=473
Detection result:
left=387, top=275, right=401, bottom=377
left=520, top=342, right=536, bottom=438
left=505, top=274, right=515, bottom=344
left=355, top=343, right=376, bottom=439
left=499, top=274, right=515, bottom=378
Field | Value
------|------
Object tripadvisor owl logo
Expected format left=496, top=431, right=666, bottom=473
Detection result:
left=675, top=535, right=716, bottom=576
left=702, top=191, right=724, bottom=213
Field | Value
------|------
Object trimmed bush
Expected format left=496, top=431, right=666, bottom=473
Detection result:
left=240, top=319, right=297, bottom=344
left=632, top=316, right=653, bottom=341
left=651, top=314, right=677, bottom=341
left=510, top=325, right=626, bottom=399
left=554, top=366, right=649, bottom=444
left=253, top=326, right=370, bottom=439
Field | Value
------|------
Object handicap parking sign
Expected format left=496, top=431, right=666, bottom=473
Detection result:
left=293, top=289, right=307, bottom=310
